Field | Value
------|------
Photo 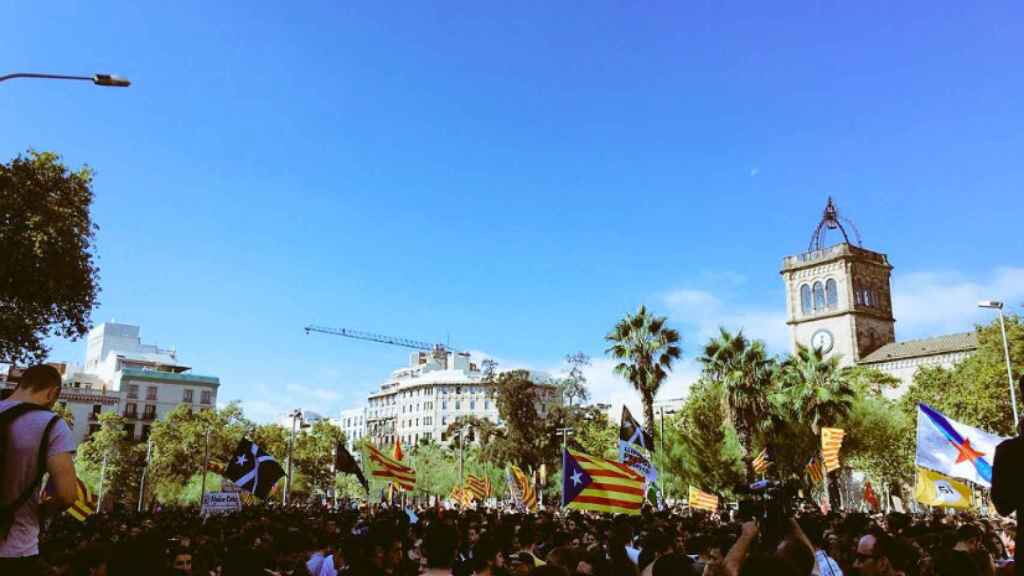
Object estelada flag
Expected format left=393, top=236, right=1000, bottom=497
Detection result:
left=915, top=403, right=1006, bottom=488
left=562, top=448, right=645, bottom=515
left=619, top=406, right=654, bottom=452
left=821, top=428, right=845, bottom=473
left=688, top=486, right=719, bottom=512
left=914, top=466, right=973, bottom=509
left=335, top=442, right=369, bottom=491
left=223, top=438, right=286, bottom=499
left=366, top=443, right=415, bottom=491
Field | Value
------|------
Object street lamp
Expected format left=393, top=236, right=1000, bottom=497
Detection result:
left=0, top=72, right=131, bottom=86
left=284, top=409, right=303, bottom=505
left=978, top=300, right=1019, bottom=429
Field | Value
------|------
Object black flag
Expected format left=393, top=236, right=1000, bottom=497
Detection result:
left=619, top=406, right=654, bottom=451
left=223, top=438, right=286, bottom=499
left=335, top=442, right=369, bottom=491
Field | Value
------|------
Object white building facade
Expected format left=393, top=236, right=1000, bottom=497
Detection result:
left=3, top=322, right=220, bottom=447
left=358, top=350, right=560, bottom=448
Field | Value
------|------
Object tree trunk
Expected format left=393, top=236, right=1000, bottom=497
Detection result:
left=643, top=393, right=656, bottom=442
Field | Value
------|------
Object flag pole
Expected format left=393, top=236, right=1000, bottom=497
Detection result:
left=97, top=451, right=109, bottom=511
left=200, top=428, right=210, bottom=506
left=138, top=438, right=153, bottom=513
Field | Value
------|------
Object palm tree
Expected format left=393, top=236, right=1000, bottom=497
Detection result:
left=698, top=327, right=775, bottom=452
left=605, top=305, right=682, bottom=437
left=775, top=344, right=856, bottom=434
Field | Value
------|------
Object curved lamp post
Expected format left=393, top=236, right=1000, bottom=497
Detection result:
left=1, top=72, right=130, bottom=87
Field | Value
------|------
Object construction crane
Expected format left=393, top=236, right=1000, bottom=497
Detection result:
left=303, top=325, right=461, bottom=367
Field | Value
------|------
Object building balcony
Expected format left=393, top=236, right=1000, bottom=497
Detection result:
left=121, top=367, right=220, bottom=386
left=141, top=412, right=156, bottom=421
left=123, top=411, right=138, bottom=419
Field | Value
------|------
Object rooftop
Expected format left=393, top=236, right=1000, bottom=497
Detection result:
left=120, top=366, right=220, bottom=386
left=781, top=242, right=891, bottom=271
left=858, top=332, right=978, bottom=364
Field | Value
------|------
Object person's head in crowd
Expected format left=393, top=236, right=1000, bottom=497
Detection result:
left=170, top=548, right=193, bottom=576
left=637, top=529, right=671, bottom=572
left=955, top=524, right=984, bottom=554
left=510, top=552, right=534, bottom=576
left=71, top=544, right=110, bottom=576
left=855, top=531, right=899, bottom=576
left=776, top=537, right=816, bottom=576
left=546, top=546, right=577, bottom=571
left=424, top=521, right=459, bottom=569
left=739, top=552, right=801, bottom=576
left=13, top=363, right=63, bottom=407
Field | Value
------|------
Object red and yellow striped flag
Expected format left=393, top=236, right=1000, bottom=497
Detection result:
left=366, top=443, right=415, bottom=491
left=806, top=456, right=826, bottom=485
left=510, top=465, right=538, bottom=511
left=562, top=449, right=645, bottom=515
left=752, top=448, right=770, bottom=475
left=821, top=428, right=845, bottom=473
left=66, top=478, right=96, bottom=522
left=466, top=474, right=490, bottom=500
left=688, top=486, right=719, bottom=512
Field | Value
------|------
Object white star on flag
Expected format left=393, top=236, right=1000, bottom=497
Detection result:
left=235, top=454, right=247, bottom=466
left=571, top=470, right=583, bottom=486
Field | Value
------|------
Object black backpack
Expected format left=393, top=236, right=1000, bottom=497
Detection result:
left=0, top=402, right=59, bottom=539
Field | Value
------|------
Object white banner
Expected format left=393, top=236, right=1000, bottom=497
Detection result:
left=201, top=492, right=242, bottom=516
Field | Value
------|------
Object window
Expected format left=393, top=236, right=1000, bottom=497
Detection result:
left=825, top=279, right=838, bottom=309
left=812, top=282, right=825, bottom=311
left=183, top=389, right=194, bottom=403
left=123, top=423, right=135, bottom=441
left=456, top=386, right=462, bottom=395
left=143, top=405, right=156, bottom=420
left=442, top=416, right=448, bottom=425
left=485, top=401, right=490, bottom=410
left=141, top=425, right=151, bottom=441
left=442, top=400, right=448, bottom=410
left=455, top=401, right=461, bottom=410
left=125, top=403, right=137, bottom=418
left=89, top=424, right=101, bottom=436
left=200, top=390, right=212, bottom=405
left=470, top=401, right=476, bottom=410
left=800, top=284, right=812, bottom=314
left=127, top=384, right=139, bottom=399
left=146, top=386, right=157, bottom=401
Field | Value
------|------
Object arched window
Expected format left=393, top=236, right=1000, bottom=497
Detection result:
left=800, top=284, right=812, bottom=314
left=825, top=279, right=838, bottom=309
left=864, top=289, right=873, bottom=307
left=813, top=281, right=825, bottom=311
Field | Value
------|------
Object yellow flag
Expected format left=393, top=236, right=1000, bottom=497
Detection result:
left=821, top=428, right=845, bottom=472
left=914, top=467, right=973, bottom=509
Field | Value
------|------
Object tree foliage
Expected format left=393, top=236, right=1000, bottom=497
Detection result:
left=75, top=412, right=145, bottom=509
left=606, top=305, right=682, bottom=437
left=559, top=352, right=591, bottom=407
left=698, top=328, right=773, bottom=452
left=1, top=150, right=100, bottom=364
left=902, top=315, right=1024, bottom=436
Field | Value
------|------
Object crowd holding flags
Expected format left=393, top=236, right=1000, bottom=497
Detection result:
left=806, top=456, right=826, bottom=485
left=562, top=448, right=645, bottom=515
left=465, top=474, right=492, bottom=501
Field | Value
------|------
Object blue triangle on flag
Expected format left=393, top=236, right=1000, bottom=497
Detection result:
left=562, top=450, right=593, bottom=506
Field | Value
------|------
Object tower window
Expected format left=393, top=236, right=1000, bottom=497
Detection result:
left=800, top=285, right=812, bottom=314
left=812, top=281, right=825, bottom=311
left=825, top=278, right=838, bottom=310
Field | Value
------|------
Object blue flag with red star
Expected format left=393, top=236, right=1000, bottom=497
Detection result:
left=915, top=403, right=1007, bottom=487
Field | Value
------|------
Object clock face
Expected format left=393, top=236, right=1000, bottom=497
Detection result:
left=811, top=329, right=834, bottom=353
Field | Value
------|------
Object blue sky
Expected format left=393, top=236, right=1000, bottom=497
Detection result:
left=4, top=2, right=1023, bottom=421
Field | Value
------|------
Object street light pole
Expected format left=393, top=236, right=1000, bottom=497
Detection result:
left=199, top=429, right=211, bottom=507
left=138, top=438, right=153, bottom=513
left=1, top=72, right=131, bottom=86
left=979, top=301, right=1020, bottom=429
left=285, top=409, right=302, bottom=506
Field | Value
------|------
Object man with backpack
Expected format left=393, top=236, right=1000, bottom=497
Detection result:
left=0, top=364, right=80, bottom=574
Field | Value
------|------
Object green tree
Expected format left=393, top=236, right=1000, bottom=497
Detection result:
left=52, top=401, right=75, bottom=429
left=659, top=379, right=745, bottom=495
left=486, top=369, right=558, bottom=471
left=902, top=315, right=1024, bottom=436
left=606, top=305, right=682, bottom=437
left=844, top=392, right=915, bottom=492
left=559, top=352, right=591, bottom=407
left=774, top=344, right=856, bottom=435
left=293, top=419, right=347, bottom=499
left=1, top=150, right=100, bottom=364
left=147, top=403, right=251, bottom=503
left=698, top=328, right=775, bottom=452
left=76, top=412, right=145, bottom=509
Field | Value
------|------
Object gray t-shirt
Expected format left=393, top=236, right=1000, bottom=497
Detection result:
left=0, top=400, right=75, bottom=558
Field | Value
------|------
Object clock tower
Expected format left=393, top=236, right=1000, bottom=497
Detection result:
left=781, top=199, right=896, bottom=365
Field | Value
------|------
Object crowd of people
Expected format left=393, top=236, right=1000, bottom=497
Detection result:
left=29, top=502, right=1019, bottom=576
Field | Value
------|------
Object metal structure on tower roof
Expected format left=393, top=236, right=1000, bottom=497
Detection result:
left=809, top=197, right=862, bottom=252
